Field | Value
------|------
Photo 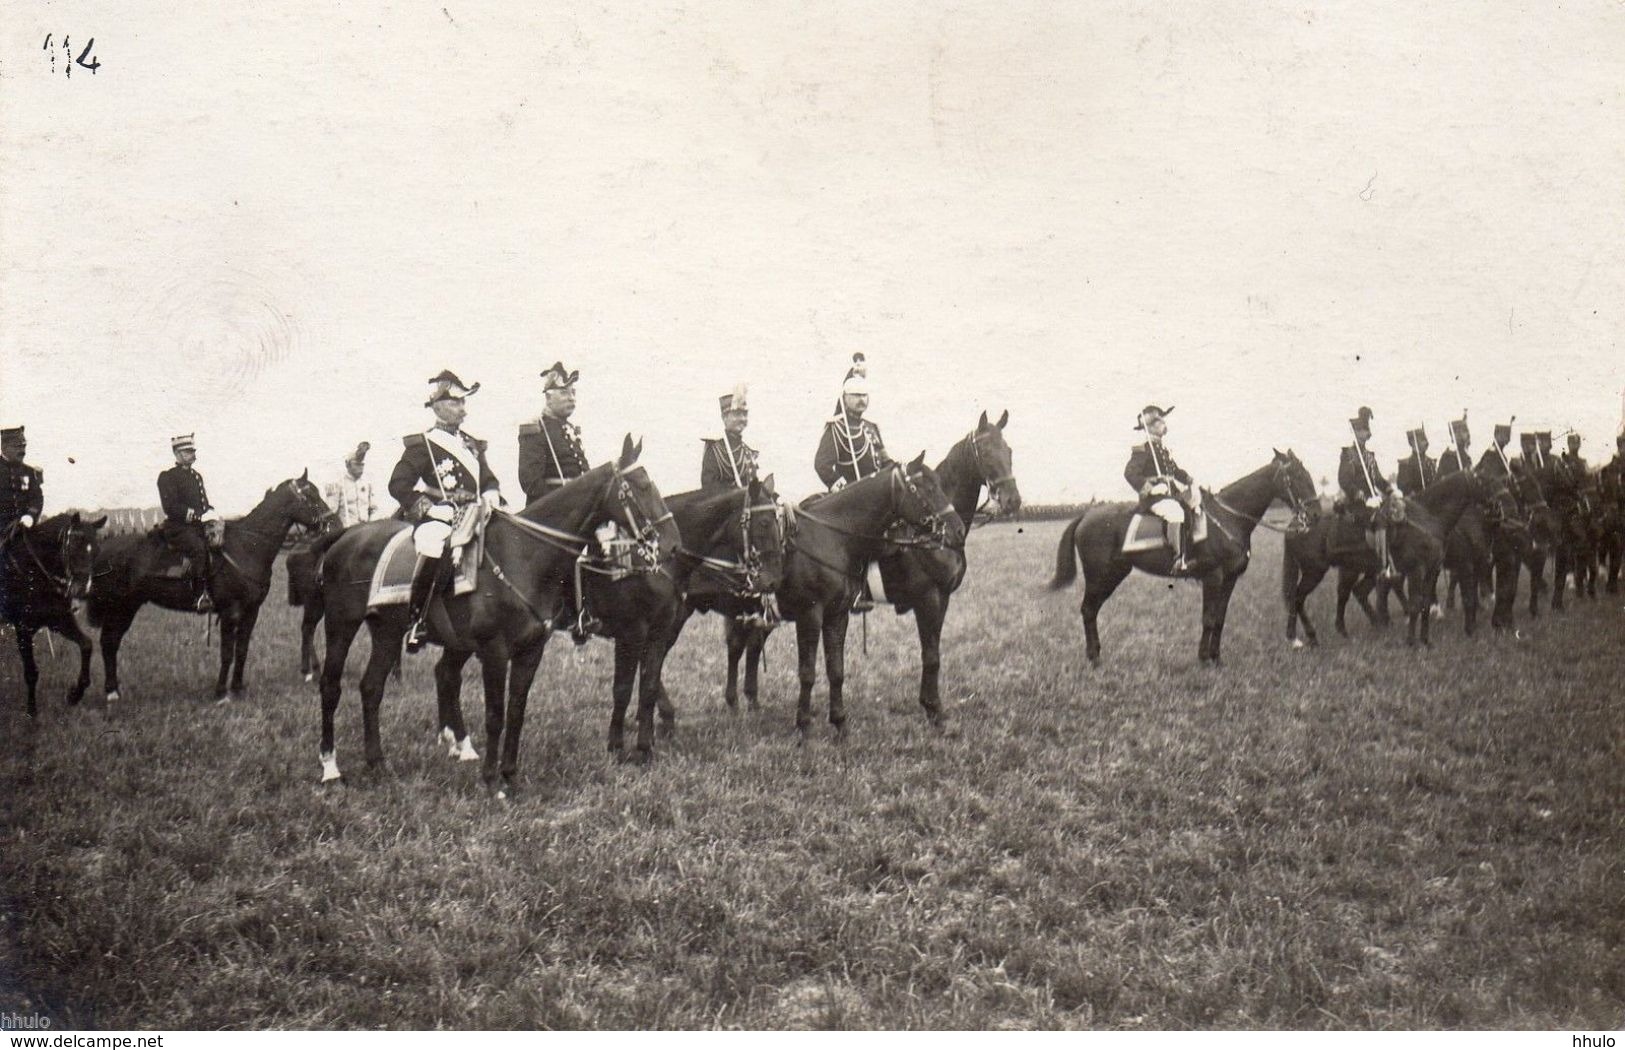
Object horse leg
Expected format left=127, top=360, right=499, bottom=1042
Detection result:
left=1080, top=561, right=1131, bottom=667
left=1333, top=570, right=1355, bottom=635
left=794, top=611, right=822, bottom=740
left=1288, top=561, right=1328, bottom=649
left=434, top=645, right=477, bottom=763
left=16, top=629, right=39, bottom=719
left=723, top=616, right=745, bottom=710
left=1459, top=563, right=1478, bottom=637
left=1208, top=574, right=1241, bottom=666
left=608, top=636, right=637, bottom=756
left=358, top=620, right=405, bottom=772
left=913, top=591, right=947, bottom=726
left=300, top=603, right=323, bottom=683
left=821, top=611, right=850, bottom=739
left=213, top=611, right=237, bottom=701
left=743, top=623, right=769, bottom=710
left=55, top=616, right=93, bottom=708
left=496, top=643, right=546, bottom=800
left=228, top=604, right=260, bottom=700
left=98, top=606, right=138, bottom=704
left=477, top=654, right=511, bottom=790
left=1552, top=547, right=1568, bottom=611
left=635, top=630, right=667, bottom=762
left=318, top=614, right=362, bottom=783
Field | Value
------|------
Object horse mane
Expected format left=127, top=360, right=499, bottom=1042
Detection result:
left=1214, top=456, right=1281, bottom=501
left=799, top=466, right=893, bottom=510
left=518, top=461, right=616, bottom=519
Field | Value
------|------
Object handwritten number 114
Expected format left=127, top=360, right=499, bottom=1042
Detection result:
left=42, top=34, right=101, bottom=76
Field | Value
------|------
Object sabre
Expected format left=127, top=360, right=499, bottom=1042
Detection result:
left=1350, top=418, right=1378, bottom=499
left=1408, top=427, right=1423, bottom=488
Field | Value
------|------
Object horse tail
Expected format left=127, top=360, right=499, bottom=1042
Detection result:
left=1281, top=531, right=1301, bottom=607
left=1049, top=514, right=1084, bottom=591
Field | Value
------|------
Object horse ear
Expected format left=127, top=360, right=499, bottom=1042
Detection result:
left=997, top=409, right=1008, bottom=430
left=762, top=473, right=776, bottom=494
left=90, top=515, right=107, bottom=529
left=1273, top=447, right=1284, bottom=460
left=978, top=410, right=989, bottom=430
left=618, top=434, right=637, bottom=466
left=300, top=468, right=309, bottom=482
left=911, top=451, right=926, bottom=468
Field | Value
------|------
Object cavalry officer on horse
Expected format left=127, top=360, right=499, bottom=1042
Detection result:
left=1396, top=424, right=1437, bottom=496
left=814, top=353, right=894, bottom=611
left=701, top=384, right=759, bottom=491
left=325, top=442, right=378, bottom=528
left=0, top=425, right=43, bottom=549
left=391, top=370, right=503, bottom=652
left=518, top=361, right=589, bottom=504
left=1338, top=407, right=1397, bottom=580
left=1123, top=404, right=1200, bottom=573
left=1561, top=432, right=1588, bottom=483
left=157, top=433, right=220, bottom=612
left=1475, top=420, right=1517, bottom=481
left=1437, top=412, right=1472, bottom=478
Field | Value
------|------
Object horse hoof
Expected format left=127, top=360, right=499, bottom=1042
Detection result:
left=105, top=690, right=120, bottom=705
left=303, top=672, right=314, bottom=684
left=1290, top=638, right=1305, bottom=651
left=320, top=753, right=342, bottom=783
left=66, top=690, right=85, bottom=707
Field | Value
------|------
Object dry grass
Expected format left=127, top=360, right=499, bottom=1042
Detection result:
left=1, top=523, right=1621, bottom=1029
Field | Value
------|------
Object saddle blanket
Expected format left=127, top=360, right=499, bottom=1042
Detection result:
left=1123, top=510, right=1208, bottom=554
left=367, top=523, right=483, bottom=609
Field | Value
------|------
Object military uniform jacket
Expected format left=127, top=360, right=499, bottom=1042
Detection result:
left=1559, top=452, right=1588, bottom=482
left=1338, top=444, right=1392, bottom=502
left=1475, top=445, right=1516, bottom=480
left=1123, top=441, right=1191, bottom=496
left=1396, top=453, right=1437, bottom=495
left=158, top=465, right=213, bottom=526
left=1436, top=448, right=1471, bottom=477
left=518, top=414, right=589, bottom=504
left=0, top=457, right=44, bottom=530
left=815, top=416, right=891, bottom=488
left=700, top=437, right=759, bottom=491
left=389, top=427, right=499, bottom=521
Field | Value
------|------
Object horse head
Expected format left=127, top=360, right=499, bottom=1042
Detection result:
left=971, top=410, right=1022, bottom=516
left=1271, top=449, right=1319, bottom=532
left=896, top=454, right=965, bottom=550
left=611, top=436, right=680, bottom=561
left=55, top=512, right=107, bottom=600
left=265, top=470, right=336, bottom=532
left=738, top=474, right=787, bottom=594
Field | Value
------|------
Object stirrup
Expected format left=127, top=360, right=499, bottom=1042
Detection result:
left=194, top=592, right=215, bottom=614
left=572, top=612, right=602, bottom=645
left=404, top=619, right=428, bottom=653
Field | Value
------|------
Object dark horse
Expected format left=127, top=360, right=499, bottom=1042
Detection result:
left=711, top=412, right=1020, bottom=721
left=287, top=530, right=401, bottom=685
left=1283, top=469, right=1491, bottom=648
left=315, top=438, right=679, bottom=798
left=2, top=513, right=106, bottom=716
left=623, top=475, right=787, bottom=739
left=86, top=474, right=332, bottom=704
left=1053, top=450, right=1318, bottom=666
left=776, top=457, right=962, bottom=738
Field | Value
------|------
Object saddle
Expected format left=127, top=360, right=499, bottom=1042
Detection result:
left=367, top=505, right=487, bottom=609
left=1122, top=506, right=1208, bottom=554
left=145, top=523, right=221, bottom=579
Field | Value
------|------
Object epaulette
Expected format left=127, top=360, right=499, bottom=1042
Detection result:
left=403, top=432, right=427, bottom=448
left=519, top=421, right=542, bottom=436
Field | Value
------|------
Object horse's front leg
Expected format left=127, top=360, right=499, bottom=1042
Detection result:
left=61, top=617, right=93, bottom=707
left=609, top=636, right=637, bottom=756
left=228, top=603, right=260, bottom=700
left=743, top=624, right=771, bottom=709
left=16, top=629, right=39, bottom=718
left=318, top=614, right=362, bottom=783
left=821, top=609, right=850, bottom=738
left=1209, top=574, right=1241, bottom=666
left=496, top=642, right=546, bottom=801
left=1197, top=574, right=1220, bottom=664
left=98, top=607, right=136, bottom=704
left=213, top=611, right=237, bottom=701
left=914, top=591, right=948, bottom=726
left=359, top=621, right=406, bottom=771
left=634, top=630, right=668, bottom=761
left=724, top=616, right=746, bottom=709
left=794, top=611, right=822, bottom=740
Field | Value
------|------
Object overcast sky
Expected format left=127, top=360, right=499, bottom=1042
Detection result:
left=4, top=1, right=1623, bottom=512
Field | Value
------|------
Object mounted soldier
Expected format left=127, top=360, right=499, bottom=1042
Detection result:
left=1123, top=404, right=1200, bottom=572
left=1396, top=425, right=1437, bottom=495
left=1560, top=432, right=1588, bottom=481
left=518, top=361, right=589, bottom=504
left=1437, top=412, right=1472, bottom=477
left=815, top=353, right=893, bottom=490
left=1475, top=420, right=1516, bottom=481
left=700, top=384, right=759, bottom=491
left=324, top=442, right=378, bottom=529
left=390, top=371, right=503, bottom=652
left=157, top=433, right=221, bottom=612
left=814, top=353, right=894, bottom=612
left=1338, top=407, right=1396, bottom=579
left=0, top=425, right=44, bottom=548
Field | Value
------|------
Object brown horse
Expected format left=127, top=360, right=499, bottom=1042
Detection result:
left=314, top=437, right=679, bottom=798
left=715, top=412, right=1020, bottom=722
left=775, top=457, right=963, bottom=739
left=1055, top=450, right=1318, bottom=666
left=86, top=473, right=332, bottom=704
left=2, top=513, right=106, bottom=716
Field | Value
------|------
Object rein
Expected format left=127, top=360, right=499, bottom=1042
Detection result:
left=5, top=526, right=84, bottom=598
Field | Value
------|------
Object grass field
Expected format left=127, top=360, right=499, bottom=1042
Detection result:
left=1, top=521, right=1621, bottom=1029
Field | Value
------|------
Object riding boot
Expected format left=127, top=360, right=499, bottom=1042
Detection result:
left=1171, top=522, right=1189, bottom=573
left=1379, top=529, right=1400, bottom=581
left=193, top=553, right=215, bottom=614
left=404, top=554, right=446, bottom=653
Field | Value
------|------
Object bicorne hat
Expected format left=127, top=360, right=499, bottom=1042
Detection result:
left=425, top=370, right=480, bottom=407
left=1133, top=404, right=1173, bottom=431
left=541, top=362, right=579, bottom=391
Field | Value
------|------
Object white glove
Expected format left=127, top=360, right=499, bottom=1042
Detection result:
left=1365, top=496, right=1382, bottom=509
left=19, top=514, right=34, bottom=528
left=481, top=489, right=504, bottom=510
left=426, top=503, right=456, bottom=523
left=199, top=508, right=221, bottom=523
left=831, top=478, right=848, bottom=492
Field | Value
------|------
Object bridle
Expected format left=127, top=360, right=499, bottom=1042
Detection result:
left=1207, top=459, right=1315, bottom=535
left=966, top=427, right=1016, bottom=527
left=793, top=463, right=957, bottom=556
left=4, top=520, right=95, bottom=600
left=677, top=489, right=786, bottom=599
